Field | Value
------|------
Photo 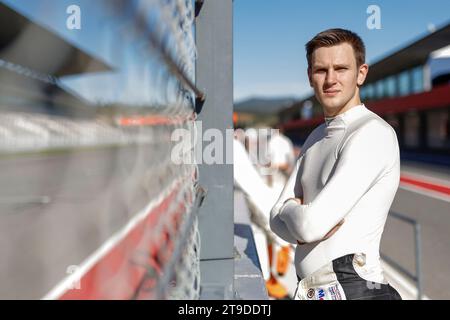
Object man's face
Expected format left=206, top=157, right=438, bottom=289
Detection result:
left=308, top=43, right=368, bottom=117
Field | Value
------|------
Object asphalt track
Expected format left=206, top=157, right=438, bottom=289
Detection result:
left=1, top=147, right=449, bottom=299
left=276, top=161, right=450, bottom=300
left=382, top=161, right=450, bottom=299
left=0, top=145, right=173, bottom=299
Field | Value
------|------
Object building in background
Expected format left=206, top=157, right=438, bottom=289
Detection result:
left=280, top=23, right=450, bottom=167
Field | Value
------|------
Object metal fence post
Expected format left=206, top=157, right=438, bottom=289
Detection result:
left=382, top=211, right=424, bottom=300
left=195, top=0, right=234, bottom=299
left=415, top=222, right=423, bottom=300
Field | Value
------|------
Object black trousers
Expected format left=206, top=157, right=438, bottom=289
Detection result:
left=297, top=254, right=402, bottom=300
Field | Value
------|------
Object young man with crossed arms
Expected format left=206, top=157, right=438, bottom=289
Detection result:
left=270, top=29, right=402, bottom=300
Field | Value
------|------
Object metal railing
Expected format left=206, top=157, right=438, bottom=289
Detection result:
left=154, top=183, right=207, bottom=299
left=381, top=211, right=423, bottom=299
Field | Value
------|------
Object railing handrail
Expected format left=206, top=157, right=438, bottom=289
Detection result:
left=381, top=210, right=423, bottom=300
left=388, top=211, right=417, bottom=225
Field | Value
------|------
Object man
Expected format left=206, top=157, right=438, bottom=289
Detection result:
left=270, top=28, right=402, bottom=300
left=233, top=132, right=292, bottom=299
left=267, top=128, right=296, bottom=185
left=265, top=128, right=296, bottom=283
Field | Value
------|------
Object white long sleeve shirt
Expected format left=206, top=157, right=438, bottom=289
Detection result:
left=233, top=138, right=279, bottom=220
left=233, top=138, right=292, bottom=246
left=270, top=104, right=400, bottom=282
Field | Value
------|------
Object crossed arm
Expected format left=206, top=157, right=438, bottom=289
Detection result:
left=270, top=125, right=395, bottom=244
left=279, top=197, right=344, bottom=245
left=270, top=189, right=343, bottom=245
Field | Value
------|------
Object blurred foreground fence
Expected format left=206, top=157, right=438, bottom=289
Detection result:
left=0, top=0, right=206, bottom=299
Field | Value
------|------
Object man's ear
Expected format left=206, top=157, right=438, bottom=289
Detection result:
left=307, top=67, right=313, bottom=87
left=357, top=63, right=369, bottom=86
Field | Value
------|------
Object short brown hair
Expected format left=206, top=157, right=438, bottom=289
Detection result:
left=306, top=28, right=366, bottom=68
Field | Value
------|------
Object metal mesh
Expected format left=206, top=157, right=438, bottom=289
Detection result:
left=0, top=0, right=202, bottom=300
left=131, top=180, right=203, bottom=300
left=166, top=215, right=201, bottom=300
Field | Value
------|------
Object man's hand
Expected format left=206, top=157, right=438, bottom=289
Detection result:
left=322, top=219, right=344, bottom=239
left=283, top=198, right=344, bottom=245
left=297, top=219, right=344, bottom=245
left=284, top=197, right=302, bottom=205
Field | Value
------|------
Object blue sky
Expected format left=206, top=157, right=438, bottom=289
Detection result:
left=233, top=0, right=450, bottom=102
